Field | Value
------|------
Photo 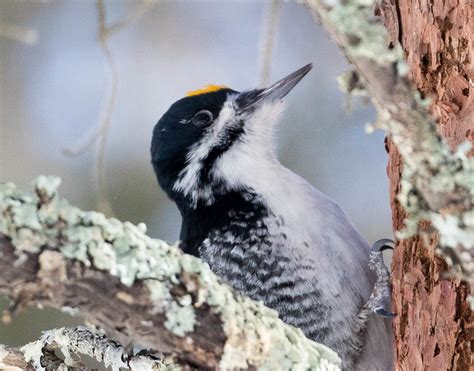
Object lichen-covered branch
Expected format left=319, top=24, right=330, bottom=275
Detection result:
left=0, top=344, right=33, bottom=370
left=0, top=176, right=341, bottom=370
left=1, top=326, right=168, bottom=371
left=304, top=0, right=473, bottom=292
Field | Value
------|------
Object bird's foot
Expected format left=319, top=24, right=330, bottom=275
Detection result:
left=365, top=239, right=396, bottom=318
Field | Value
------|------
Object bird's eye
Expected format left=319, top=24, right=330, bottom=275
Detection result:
left=192, top=110, right=213, bottom=127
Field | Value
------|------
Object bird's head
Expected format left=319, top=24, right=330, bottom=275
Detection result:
left=151, top=64, right=312, bottom=209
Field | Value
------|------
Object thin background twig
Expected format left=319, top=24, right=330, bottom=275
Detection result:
left=258, top=0, right=281, bottom=86
left=63, top=0, right=154, bottom=215
left=0, top=22, right=38, bottom=45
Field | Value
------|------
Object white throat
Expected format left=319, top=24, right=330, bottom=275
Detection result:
left=172, top=99, right=286, bottom=207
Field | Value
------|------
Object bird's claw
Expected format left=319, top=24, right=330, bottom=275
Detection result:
left=371, top=238, right=394, bottom=252
left=374, top=307, right=396, bottom=318
left=365, top=239, right=396, bottom=318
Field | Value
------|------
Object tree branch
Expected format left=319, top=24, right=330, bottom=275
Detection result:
left=304, top=0, right=473, bottom=295
left=0, top=176, right=341, bottom=370
left=1, top=326, right=168, bottom=371
left=0, top=344, right=33, bottom=370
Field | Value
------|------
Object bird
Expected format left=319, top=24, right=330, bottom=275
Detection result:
left=151, top=64, right=393, bottom=370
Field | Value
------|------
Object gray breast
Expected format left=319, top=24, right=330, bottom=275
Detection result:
left=198, top=207, right=367, bottom=368
left=199, top=210, right=329, bottom=337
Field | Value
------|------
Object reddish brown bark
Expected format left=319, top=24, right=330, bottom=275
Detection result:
left=380, top=1, right=473, bottom=370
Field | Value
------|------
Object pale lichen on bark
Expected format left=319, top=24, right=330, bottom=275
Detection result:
left=1, top=326, right=170, bottom=371
left=305, top=0, right=474, bottom=298
left=0, top=176, right=341, bottom=370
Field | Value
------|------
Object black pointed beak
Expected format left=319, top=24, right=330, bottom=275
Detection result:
left=260, top=63, right=313, bottom=101
left=237, top=63, right=313, bottom=110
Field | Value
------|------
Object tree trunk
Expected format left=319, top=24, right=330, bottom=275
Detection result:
left=380, top=1, right=473, bottom=369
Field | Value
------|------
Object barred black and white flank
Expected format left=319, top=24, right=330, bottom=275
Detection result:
left=151, top=64, right=393, bottom=370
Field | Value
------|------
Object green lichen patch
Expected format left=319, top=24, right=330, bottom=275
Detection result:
left=164, top=302, right=196, bottom=337
left=336, top=70, right=368, bottom=97
left=323, top=0, right=404, bottom=66
left=0, top=177, right=342, bottom=370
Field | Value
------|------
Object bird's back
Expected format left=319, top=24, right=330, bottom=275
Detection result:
left=295, top=173, right=394, bottom=370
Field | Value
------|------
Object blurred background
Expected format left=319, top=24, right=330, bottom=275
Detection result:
left=0, top=0, right=391, bottom=348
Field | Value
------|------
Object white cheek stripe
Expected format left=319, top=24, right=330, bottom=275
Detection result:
left=173, top=102, right=235, bottom=198
left=173, top=100, right=285, bottom=206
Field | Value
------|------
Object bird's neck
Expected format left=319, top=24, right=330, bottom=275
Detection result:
left=177, top=189, right=269, bottom=257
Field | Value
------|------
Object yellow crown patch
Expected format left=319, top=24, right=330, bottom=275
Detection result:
left=186, top=84, right=228, bottom=97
